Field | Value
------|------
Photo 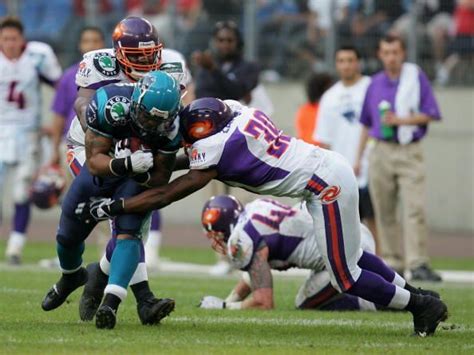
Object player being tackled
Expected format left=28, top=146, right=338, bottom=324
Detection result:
left=42, top=71, right=180, bottom=329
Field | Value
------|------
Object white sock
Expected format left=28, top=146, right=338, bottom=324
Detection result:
left=104, top=284, right=127, bottom=301
left=392, top=272, right=406, bottom=288
left=129, top=262, right=148, bottom=285
left=358, top=298, right=377, bottom=311
left=6, top=231, right=26, bottom=256
left=388, top=286, right=410, bottom=309
left=99, top=254, right=110, bottom=276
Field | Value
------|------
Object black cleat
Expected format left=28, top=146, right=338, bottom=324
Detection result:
left=41, top=267, right=88, bottom=311
left=410, top=264, right=442, bottom=282
left=79, top=263, right=108, bottom=321
left=414, top=287, right=440, bottom=299
left=411, top=295, right=448, bottom=337
left=95, top=305, right=117, bottom=329
left=137, top=298, right=175, bottom=325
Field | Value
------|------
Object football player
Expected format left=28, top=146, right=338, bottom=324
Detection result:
left=65, top=16, right=192, bottom=324
left=42, top=71, right=181, bottom=329
left=198, top=196, right=438, bottom=312
left=76, top=98, right=449, bottom=336
left=0, top=17, right=62, bottom=264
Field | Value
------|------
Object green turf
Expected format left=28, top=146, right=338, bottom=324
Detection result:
left=0, top=266, right=473, bottom=354
left=1, top=241, right=473, bottom=271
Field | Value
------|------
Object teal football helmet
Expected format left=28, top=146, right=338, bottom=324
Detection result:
left=130, top=71, right=181, bottom=138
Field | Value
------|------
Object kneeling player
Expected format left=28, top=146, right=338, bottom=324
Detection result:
left=198, top=196, right=438, bottom=311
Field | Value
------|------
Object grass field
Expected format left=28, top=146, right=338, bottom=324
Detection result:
left=1, top=241, right=473, bottom=354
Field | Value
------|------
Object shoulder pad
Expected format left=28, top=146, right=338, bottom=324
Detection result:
left=227, top=227, right=255, bottom=270
left=76, top=49, right=122, bottom=89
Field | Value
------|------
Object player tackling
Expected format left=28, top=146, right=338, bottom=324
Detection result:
left=76, top=98, right=448, bottom=336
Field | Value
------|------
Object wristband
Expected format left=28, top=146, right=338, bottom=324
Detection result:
left=109, top=157, right=132, bottom=176
left=108, top=198, right=125, bottom=216
left=133, top=172, right=151, bottom=186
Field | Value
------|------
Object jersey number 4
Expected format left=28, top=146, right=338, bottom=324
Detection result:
left=243, top=110, right=290, bottom=158
left=7, top=81, right=25, bottom=109
left=252, top=199, right=296, bottom=230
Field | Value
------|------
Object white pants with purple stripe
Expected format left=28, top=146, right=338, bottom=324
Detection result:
left=304, top=150, right=363, bottom=293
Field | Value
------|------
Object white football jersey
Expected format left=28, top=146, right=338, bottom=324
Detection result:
left=313, top=77, right=371, bottom=187
left=68, top=47, right=191, bottom=146
left=188, top=101, right=323, bottom=198
left=0, top=41, right=61, bottom=128
left=227, top=199, right=375, bottom=271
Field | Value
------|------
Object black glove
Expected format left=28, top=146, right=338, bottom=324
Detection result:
left=75, top=198, right=124, bottom=223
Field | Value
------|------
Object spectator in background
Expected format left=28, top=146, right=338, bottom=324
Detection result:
left=390, top=0, right=455, bottom=73
left=193, top=20, right=260, bottom=101
left=294, top=72, right=332, bottom=145
left=436, top=0, right=474, bottom=85
left=193, top=20, right=260, bottom=276
left=0, top=17, right=62, bottom=265
left=48, top=27, right=105, bottom=168
left=355, top=35, right=442, bottom=281
left=313, top=46, right=378, bottom=252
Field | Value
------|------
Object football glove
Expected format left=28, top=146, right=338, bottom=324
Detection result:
left=114, top=138, right=132, bottom=159
left=199, top=296, right=225, bottom=309
left=75, top=198, right=124, bottom=223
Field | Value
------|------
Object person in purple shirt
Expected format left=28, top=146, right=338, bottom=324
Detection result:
left=355, top=35, right=442, bottom=282
left=49, top=26, right=105, bottom=166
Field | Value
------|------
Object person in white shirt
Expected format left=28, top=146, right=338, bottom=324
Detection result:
left=313, top=45, right=379, bottom=253
left=0, top=17, right=62, bottom=264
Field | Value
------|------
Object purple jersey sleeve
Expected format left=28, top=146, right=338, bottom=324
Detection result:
left=359, top=84, right=373, bottom=127
left=418, top=70, right=441, bottom=120
left=51, top=64, right=77, bottom=118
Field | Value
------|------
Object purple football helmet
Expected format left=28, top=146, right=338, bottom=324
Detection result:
left=112, top=16, right=162, bottom=81
left=30, top=166, right=66, bottom=209
left=201, top=195, right=244, bottom=254
left=179, top=98, right=235, bottom=144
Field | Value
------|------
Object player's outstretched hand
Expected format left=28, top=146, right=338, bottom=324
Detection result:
left=199, top=296, right=225, bottom=309
left=75, top=198, right=124, bottom=223
left=130, top=150, right=154, bottom=174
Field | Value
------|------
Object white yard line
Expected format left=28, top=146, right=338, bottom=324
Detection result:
left=1, top=260, right=473, bottom=284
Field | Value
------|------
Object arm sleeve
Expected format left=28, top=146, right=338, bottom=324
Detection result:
left=188, top=139, right=224, bottom=170
left=50, top=73, right=71, bottom=117
left=36, top=43, right=62, bottom=85
left=359, top=86, right=373, bottom=127
left=228, top=222, right=266, bottom=271
left=418, top=70, right=441, bottom=120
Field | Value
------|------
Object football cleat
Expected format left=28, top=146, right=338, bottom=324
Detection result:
left=411, top=295, right=448, bottom=337
left=41, top=267, right=88, bottom=311
left=413, top=287, right=440, bottom=299
left=137, top=297, right=175, bottom=325
left=95, top=305, right=117, bottom=329
left=79, top=262, right=108, bottom=321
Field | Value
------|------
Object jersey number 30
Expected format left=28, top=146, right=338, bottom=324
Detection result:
left=243, top=110, right=290, bottom=158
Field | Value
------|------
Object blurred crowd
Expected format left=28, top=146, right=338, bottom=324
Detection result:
left=0, top=0, right=472, bottom=85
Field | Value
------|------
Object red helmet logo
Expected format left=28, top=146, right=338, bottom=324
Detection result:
left=189, top=121, right=214, bottom=140
left=202, top=208, right=221, bottom=225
